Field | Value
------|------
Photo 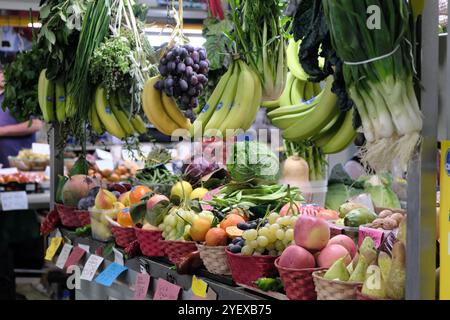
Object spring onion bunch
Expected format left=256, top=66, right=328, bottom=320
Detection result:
left=322, top=0, right=422, bottom=171
left=227, top=0, right=288, bottom=101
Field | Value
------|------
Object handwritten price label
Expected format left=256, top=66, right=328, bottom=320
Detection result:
left=358, top=226, right=385, bottom=249
left=153, top=279, right=181, bottom=300
left=55, top=244, right=73, bottom=269
left=64, top=246, right=86, bottom=269
left=95, top=263, right=128, bottom=287
left=1, top=191, right=28, bottom=211
left=191, top=275, right=208, bottom=298
left=80, top=255, right=104, bottom=281
left=133, top=273, right=151, bottom=300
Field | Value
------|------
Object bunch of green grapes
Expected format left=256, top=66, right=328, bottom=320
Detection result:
left=160, top=208, right=198, bottom=241
left=241, top=213, right=298, bottom=256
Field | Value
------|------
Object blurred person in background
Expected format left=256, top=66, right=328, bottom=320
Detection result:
left=0, top=65, right=43, bottom=168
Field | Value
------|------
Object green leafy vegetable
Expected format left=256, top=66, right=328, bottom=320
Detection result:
left=227, top=141, right=280, bottom=185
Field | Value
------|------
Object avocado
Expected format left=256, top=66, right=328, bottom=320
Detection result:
left=344, top=207, right=378, bottom=227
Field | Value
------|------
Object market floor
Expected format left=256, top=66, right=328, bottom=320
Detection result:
left=15, top=277, right=51, bottom=300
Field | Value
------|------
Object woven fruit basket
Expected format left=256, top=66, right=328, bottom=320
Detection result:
left=312, top=270, right=362, bottom=300
left=355, top=286, right=393, bottom=300
left=275, top=258, right=324, bottom=300
left=134, top=228, right=166, bottom=257
left=111, top=225, right=136, bottom=248
left=197, top=244, right=230, bottom=275
left=56, top=203, right=90, bottom=228
left=164, top=240, right=198, bottom=264
left=225, top=249, right=278, bottom=287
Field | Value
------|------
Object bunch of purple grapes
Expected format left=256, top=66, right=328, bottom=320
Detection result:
left=154, top=44, right=209, bottom=109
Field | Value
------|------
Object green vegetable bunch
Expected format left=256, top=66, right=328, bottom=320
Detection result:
left=90, top=36, right=132, bottom=97
left=3, top=45, right=47, bottom=122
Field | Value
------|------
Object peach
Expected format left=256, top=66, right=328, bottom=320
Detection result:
left=220, top=214, right=246, bottom=230
left=205, top=227, right=228, bottom=246
left=278, top=245, right=316, bottom=269
left=95, top=188, right=117, bottom=210
left=146, top=194, right=169, bottom=210
left=317, top=244, right=351, bottom=268
left=190, top=218, right=212, bottom=242
left=294, top=215, right=330, bottom=251
left=328, top=235, right=357, bottom=258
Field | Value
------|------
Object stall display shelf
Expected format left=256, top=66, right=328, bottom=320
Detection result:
left=58, top=229, right=271, bottom=301
left=0, top=192, right=50, bottom=211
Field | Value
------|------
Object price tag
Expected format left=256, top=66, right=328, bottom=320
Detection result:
left=96, top=159, right=114, bottom=171
left=358, top=226, right=385, bottom=249
left=0, top=167, right=18, bottom=175
left=78, top=244, right=90, bottom=253
left=64, top=246, right=87, bottom=269
left=55, top=229, right=62, bottom=238
left=153, top=279, right=181, bottom=300
left=96, top=149, right=113, bottom=160
left=55, top=244, right=73, bottom=269
left=95, top=263, right=128, bottom=287
left=32, top=143, right=50, bottom=155
left=133, top=273, right=151, bottom=300
left=1, top=191, right=28, bottom=211
left=45, top=237, right=63, bottom=261
left=191, top=275, right=208, bottom=298
left=113, top=247, right=124, bottom=266
left=80, top=255, right=104, bottom=281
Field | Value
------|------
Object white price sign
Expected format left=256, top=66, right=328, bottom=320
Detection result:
left=113, top=247, right=124, bottom=266
left=32, top=143, right=50, bottom=155
left=96, top=160, right=114, bottom=172
left=1, top=191, right=28, bottom=211
left=80, top=255, right=104, bottom=281
left=0, top=167, right=18, bottom=175
left=95, top=149, right=113, bottom=160
left=55, top=244, right=73, bottom=269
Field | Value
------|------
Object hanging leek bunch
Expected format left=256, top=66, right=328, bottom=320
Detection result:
left=322, top=0, right=422, bottom=171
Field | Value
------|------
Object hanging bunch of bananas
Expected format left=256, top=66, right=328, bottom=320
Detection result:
left=90, top=86, right=147, bottom=139
left=38, top=69, right=69, bottom=123
left=263, top=39, right=356, bottom=155
left=141, top=76, right=192, bottom=137
left=191, top=59, right=262, bottom=138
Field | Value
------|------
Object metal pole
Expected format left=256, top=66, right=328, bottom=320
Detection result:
left=49, top=123, right=64, bottom=210
left=406, top=0, right=439, bottom=300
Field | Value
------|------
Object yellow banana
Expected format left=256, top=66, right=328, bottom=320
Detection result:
left=303, top=82, right=316, bottom=101
left=109, top=94, right=135, bottom=136
left=130, top=115, right=147, bottom=135
left=89, top=101, right=104, bottom=135
left=261, top=99, right=279, bottom=109
left=321, top=109, right=357, bottom=154
left=279, top=72, right=295, bottom=107
left=287, top=40, right=310, bottom=81
left=291, top=78, right=306, bottom=105
left=55, top=80, right=66, bottom=122
left=241, top=66, right=263, bottom=131
left=142, top=77, right=180, bottom=136
left=37, top=69, right=55, bottom=122
left=161, top=92, right=191, bottom=130
left=95, top=87, right=126, bottom=139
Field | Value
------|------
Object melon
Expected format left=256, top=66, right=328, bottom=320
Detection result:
left=62, top=175, right=99, bottom=207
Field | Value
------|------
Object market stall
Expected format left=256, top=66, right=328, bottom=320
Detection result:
left=1, top=0, right=444, bottom=301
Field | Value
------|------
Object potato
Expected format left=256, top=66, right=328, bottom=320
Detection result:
left=378, top=210, right=393, bottom=219
left=381, top=217, right=398, bottom=230
left=390, top=213, right=404, bottom=224
left=371, top=218, right=384, bottom=228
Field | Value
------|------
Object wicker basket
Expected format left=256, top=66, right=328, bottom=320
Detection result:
left=164, top=240, right=198, bottom=264
left=197, top=244, right=230, bottom=275
left=312, top=270, right=362, bottom=300
left=56, top=203, right=90, bottom=228
left=275, top=258, right=324, bottom=300
left=355, top=286, right=393, bottom=300
left=111, top=225, right=137, bottom=248
left=134, top=228, right=166, bottom=257
left=225, top=249, right=278, bottom=287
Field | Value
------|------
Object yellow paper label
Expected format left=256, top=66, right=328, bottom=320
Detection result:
left=45, top=237, right=63, bottom=261
left=191, top=275, right=208, bottom=298
left=440, top=141, right=450, bottom=300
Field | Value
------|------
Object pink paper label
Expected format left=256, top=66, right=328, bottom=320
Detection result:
left=358, top=226, right=384, bottom=248
left=133, top=273, right=151, bottom=300
left=153, top=279, right=181, bottom=300
left=64, top=246, right=86, bottom=269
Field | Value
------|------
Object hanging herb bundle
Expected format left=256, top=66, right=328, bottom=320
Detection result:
left=322, top=0, right=422, bottom=171
left=227, top=0, right=288, bottom=101
left=38, top=0, right=87, bottom=81
left=3, top=45, right=47, bottom=122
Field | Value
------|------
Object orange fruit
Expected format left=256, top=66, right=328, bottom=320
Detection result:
left=117, top=209, right=133, bottom=227
left=129, top=185, right=151, bottom=204
left=220, top=213, right=246, bottom=230
left=205, top=227, right=228, bottom=246
left=225, top=226, right=244, bottom=238
left=190, top=218, right=212, bottom=242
